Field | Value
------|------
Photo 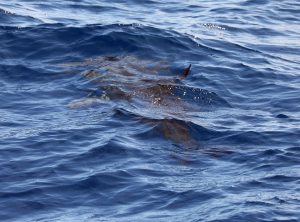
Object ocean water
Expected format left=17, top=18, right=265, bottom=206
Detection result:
left=1, top=0, right=300, bottom=221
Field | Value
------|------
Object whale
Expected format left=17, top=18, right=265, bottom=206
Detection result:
left=59, top=55, right=232, bottom=157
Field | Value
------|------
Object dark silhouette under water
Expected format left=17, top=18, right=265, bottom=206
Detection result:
left=60, top=55, right=231, bottom=156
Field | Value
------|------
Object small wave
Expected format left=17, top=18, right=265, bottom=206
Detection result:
left=0, top=7, right=42, bottom=27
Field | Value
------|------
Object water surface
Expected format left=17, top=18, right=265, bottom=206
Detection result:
left=0, top=1, right=300, bottom=221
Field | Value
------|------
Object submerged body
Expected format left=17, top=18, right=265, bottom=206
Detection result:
left=60, top=55, right=230, bottom=153
left=62, top=55, right=227, bottom=110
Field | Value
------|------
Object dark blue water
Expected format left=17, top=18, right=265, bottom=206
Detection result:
left=1, top=1, right=300, bottom=221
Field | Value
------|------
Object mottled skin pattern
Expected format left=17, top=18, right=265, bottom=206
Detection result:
left=60, top=55, right=231, bottom=157
left=64, top=55, right=192, bottom=110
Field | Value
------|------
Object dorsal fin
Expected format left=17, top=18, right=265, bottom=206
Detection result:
left=182, top=64, right=191, bottom=78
